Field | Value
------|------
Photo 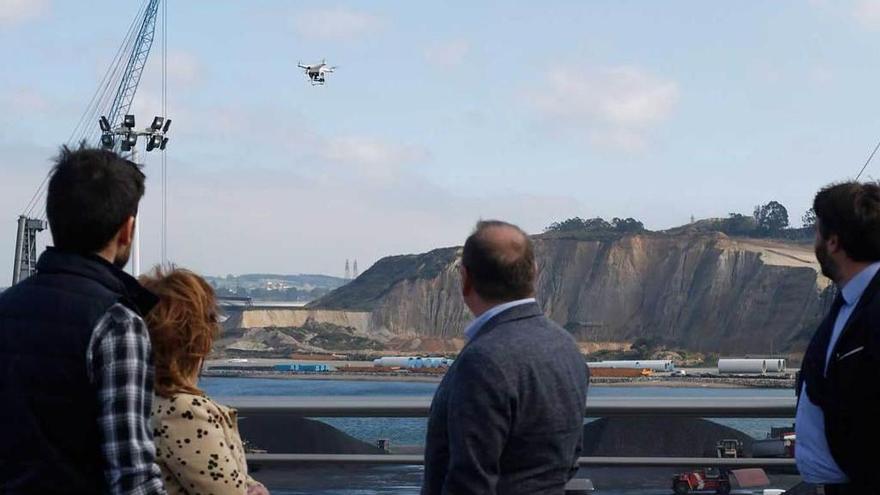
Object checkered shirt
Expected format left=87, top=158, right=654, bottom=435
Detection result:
left=87, top=303, right=166, bottom=495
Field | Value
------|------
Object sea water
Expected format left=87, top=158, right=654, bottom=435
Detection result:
left=201, top=378, right=797, bottom=494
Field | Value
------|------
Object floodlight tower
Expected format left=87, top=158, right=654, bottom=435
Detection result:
left=99, top=114, right=171, bottom=276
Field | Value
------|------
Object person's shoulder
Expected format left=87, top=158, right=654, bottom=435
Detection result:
left=158, top=393, right=234, bottom=423
left=100, top=302, right=144, bottom=326
left=152, top=393, right=223, bottom=425
left=0, top=278, right=40, bottom=309
left=487, top=310, right=573, bottom=343
left=157, top=392, right=217, bottom=410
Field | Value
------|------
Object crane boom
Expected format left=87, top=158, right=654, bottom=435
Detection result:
left=11, top=0, right=163, bottom=285
left=106, top=0, right=161, bottom=135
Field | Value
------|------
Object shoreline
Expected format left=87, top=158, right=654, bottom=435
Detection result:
left=202, top=371, right=794, bottom=389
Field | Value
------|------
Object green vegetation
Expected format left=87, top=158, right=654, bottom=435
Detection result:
left=277, top=321, right=386, bottom=351
left=544, top=200, right=813, bottom=242
left=542, top=216, right=646, bottom=241
left=802, top=208, right=816, bottom=229
left=545, top=216, right=645, bottom=234
left=753, top=201, right=790, bottom=234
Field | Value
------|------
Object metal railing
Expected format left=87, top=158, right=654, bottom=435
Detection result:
left=221, top=396, right=799, bottom=469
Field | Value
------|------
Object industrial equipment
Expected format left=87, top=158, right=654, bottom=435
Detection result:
left=672, top=468, right=731, bottom=495
left=11, top=0, right=168, bottom=284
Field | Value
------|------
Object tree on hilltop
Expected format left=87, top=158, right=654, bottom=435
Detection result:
left=753, top=201, right=789, bottom=234
left=802, top=208, right=816, bottom=229
left=545, top=217, right=613, bottom=233
left=612, top=217, right=645, bottom=233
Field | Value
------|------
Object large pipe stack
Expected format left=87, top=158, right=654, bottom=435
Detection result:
left=717, top=358, right=786, bottom=374
left=587, top=360, right=675, bottom=372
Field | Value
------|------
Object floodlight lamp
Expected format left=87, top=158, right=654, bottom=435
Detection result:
left=151, top=116, right=164, bottom=130
left=100, top=134, right=114, bottom=149
left=126, top=133, right=138, bottom=147
left=123, top=114, right=135, bottom=128
left=99, top=116, right=111, bottom=132
left=121, top=139, right=132, bottom=152
left=159, top=137, right=169, bottom=151
left=147, top=134, right=162, bottom=152
left=162, top=118, right=171, bottom=133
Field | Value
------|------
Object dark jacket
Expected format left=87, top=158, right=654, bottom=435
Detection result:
left=797, top=269, right=880, bottom=492
left=422, top=302, right=589, bottom=495
left=0, top=248, right=156, bottom=494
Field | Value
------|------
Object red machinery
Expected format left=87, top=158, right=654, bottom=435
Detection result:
left=672, top=468, right=731, bottom=494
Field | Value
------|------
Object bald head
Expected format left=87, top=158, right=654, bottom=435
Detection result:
left=461, top=220, right=536, bottom=302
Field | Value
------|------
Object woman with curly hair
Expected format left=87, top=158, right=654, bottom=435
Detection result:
left=141, top=267, right=268, bottom=495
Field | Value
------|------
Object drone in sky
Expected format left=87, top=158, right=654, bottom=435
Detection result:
left=298, top=59, right=337, bottom=85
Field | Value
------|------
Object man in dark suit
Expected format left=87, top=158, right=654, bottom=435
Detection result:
left=794, top=182, right=880, bottom=494
left=422, top=220, right=589, bottom=495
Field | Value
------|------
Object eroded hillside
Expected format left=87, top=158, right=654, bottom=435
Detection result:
left=306, top=231, right=832, bottom=354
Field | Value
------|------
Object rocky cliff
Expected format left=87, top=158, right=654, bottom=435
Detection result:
left=311, top=231, right=833, bottom=354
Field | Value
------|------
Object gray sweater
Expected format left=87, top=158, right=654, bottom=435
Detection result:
left=422, top=302, right=589, bottom=495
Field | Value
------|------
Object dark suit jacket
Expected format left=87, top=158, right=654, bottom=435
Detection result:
left=798, top=269, right=880, bottom=491
left=422, top=302, right=589, bottom=495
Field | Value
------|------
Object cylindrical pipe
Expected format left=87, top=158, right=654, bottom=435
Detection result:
left=587, top=360, right=674, bottom=372
left=718, top=358, right=767, bottom=374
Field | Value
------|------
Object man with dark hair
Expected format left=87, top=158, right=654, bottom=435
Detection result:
left=0, top=146, right=166, bottom=494
left=422, top=220, right=589, bottom=495
left=794, top=182, right=880, bottom=494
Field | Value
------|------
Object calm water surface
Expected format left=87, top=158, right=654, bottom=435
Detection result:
left=200, top=377, right=798, bottom=494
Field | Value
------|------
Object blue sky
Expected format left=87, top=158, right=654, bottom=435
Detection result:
left=2, top=0, right=880, bottom=285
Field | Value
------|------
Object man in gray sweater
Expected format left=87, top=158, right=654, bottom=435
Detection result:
left=422, top=220, right=589, bottom=495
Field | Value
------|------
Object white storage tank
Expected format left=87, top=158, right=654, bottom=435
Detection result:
left=718, top=358, right=767, bottom=374
left=587, top=360, right=674, bottom=372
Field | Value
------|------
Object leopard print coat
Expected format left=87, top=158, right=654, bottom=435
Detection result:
left=150, top=393, right=262, bottom=495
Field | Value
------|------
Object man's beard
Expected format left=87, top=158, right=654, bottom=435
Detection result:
left=113, top=243, right=132, bottom=269
left=815, top=241, right=839, bottom=282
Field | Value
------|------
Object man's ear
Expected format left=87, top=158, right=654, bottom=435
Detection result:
left=827, top=233, right=841, bottom=255
left=117, top=216, right=136, bottom=247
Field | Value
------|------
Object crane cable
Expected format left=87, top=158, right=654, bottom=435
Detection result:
left=855, top=137, right=880, bottom=182
left=21, top=0, right=151, bottom=220
left=161, top=0, right=168, bottom=264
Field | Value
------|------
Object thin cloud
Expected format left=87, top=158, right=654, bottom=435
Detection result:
left=854, top=0, right=880, bottom=29
left=528, top=65, right=679, bottom=151
left=293, top=7, right=386, bottom=41
left=0, top=0, right=49, bottom=27
left=424, top=39, right=470, bottom=68
left=3, top=87, right=51, bottom=113
left=319, top=136, right=430, bottom=184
